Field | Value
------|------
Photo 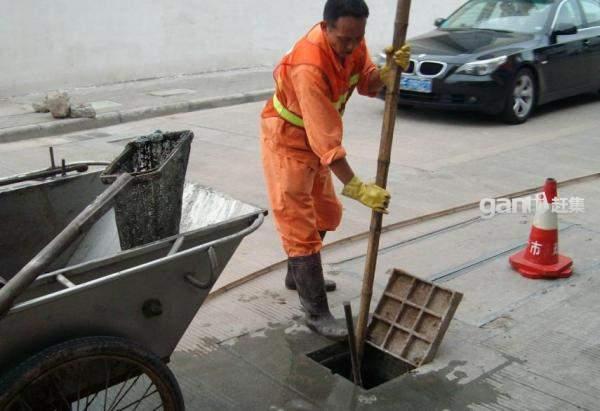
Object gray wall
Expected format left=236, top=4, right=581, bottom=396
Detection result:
left=1, top=1, right=463, bottom=96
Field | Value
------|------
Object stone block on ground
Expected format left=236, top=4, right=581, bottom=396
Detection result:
left=70, top=103, right=96, bottom=119
left=32, top=100, right=49, bottom=113
left=46, top=91, right=71, bottom=118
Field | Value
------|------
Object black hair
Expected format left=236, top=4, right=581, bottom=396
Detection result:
left=323, top=0, right=370, bottom=26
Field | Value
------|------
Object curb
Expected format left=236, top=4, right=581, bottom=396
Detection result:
left=0, top=89, right=274, bottom=144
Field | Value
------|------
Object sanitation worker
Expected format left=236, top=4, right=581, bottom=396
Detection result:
left=261, top=0, right=410, bottom=340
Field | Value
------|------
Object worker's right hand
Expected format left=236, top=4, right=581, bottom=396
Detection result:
left=342, top=176, right=391, bottom=213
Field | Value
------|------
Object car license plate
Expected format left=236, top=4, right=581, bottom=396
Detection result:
left=400, top=75, right=432, bottom=93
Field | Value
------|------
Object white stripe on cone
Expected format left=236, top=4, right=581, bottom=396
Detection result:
left=532, top=193, right=558, bottom=231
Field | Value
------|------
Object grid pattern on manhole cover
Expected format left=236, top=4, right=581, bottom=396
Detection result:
left=367, top=269, right=462, bottom=368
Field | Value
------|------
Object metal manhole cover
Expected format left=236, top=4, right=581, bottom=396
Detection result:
left=367, top=269, right=462, bottom=367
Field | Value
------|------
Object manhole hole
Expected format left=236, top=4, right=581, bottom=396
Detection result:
left=307, top=342, right=414, bottom=390
left=308, top=269, right=462, bottom=390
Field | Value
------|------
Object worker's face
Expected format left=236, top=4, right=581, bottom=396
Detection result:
left=325, top=17, right=367, bottom=60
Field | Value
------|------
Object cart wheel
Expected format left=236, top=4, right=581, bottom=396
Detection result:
left=0, top=336, right=185, bottom=411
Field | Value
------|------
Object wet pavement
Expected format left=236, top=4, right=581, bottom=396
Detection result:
left=171, top=176, right=600, bottom=410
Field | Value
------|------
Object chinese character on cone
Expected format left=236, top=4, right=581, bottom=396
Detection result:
left=509, top=178, right=573, bottom=279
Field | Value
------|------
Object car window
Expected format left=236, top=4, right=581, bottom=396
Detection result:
left=441, top=0, right=554, bottom=34
left=580, top=0, right=600, bottom=27
left=443, top=0, right=489, bottom=28
left=554, top=0, right=585, bottom=28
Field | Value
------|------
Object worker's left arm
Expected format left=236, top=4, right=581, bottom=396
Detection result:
left=357, top=50, right=383, bottom=96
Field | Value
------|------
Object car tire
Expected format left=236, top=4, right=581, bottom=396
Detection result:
left=501, top=68, right=537, bottom=124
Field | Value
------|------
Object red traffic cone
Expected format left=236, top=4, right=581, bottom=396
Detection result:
left=509, top=178, right=573, bottom=279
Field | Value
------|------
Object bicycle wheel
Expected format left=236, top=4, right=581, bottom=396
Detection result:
left=0, top=336, right=184, bottom=411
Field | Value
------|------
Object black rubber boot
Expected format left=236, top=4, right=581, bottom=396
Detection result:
left=286, top=266, right=336, bottom=291
left=289, top=253, right=347, bottom=341
left=285, top=231, right=336, bottom=292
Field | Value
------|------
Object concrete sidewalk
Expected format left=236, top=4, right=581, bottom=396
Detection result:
left=0, top=67, right=274, bottom=143
left=174, top=177, right=600, bottom=410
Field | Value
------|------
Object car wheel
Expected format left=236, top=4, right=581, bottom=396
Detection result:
left=502, top=68, right=536, bottom=124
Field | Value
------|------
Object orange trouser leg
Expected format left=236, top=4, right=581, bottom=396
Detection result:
left=312, top=164, right=343, bottom=232
left=261, top=146, right=343, bottom=257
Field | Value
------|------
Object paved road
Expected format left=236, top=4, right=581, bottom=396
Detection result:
left=1, top=91, right=599, bottom=289
left=176, top=176, right=600, bottom=410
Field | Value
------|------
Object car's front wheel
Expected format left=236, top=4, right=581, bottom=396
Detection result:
left=502, top=68, right=536, bottom=124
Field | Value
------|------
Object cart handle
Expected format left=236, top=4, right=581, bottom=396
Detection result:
left=0, top=161, right=110, bottom=187
left=7, top=212, right=266, bottom=315
left=184, top=246, right=220, bottom=290
left=178, top=213, right=264, bottom=290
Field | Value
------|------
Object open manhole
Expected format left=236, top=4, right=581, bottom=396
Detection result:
left=307, top=341, right=414, bottom=390
left=308, top=269, right=462, bottom=390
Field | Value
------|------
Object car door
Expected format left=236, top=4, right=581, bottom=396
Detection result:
left=578, top=0, right=600, bottom=88
left=536, top=0, right=588, bottom=101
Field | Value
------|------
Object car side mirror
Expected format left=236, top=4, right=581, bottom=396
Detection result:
left=553, top=23, right=578, bottom=36
left=551, top=23, right=578, bottom=43
left=434, top=18, right=446, bottom=28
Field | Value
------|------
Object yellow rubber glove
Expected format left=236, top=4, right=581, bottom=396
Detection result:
left=342, top=176, right=391, bottom=214
left=379, top=44, right=411, bottom=89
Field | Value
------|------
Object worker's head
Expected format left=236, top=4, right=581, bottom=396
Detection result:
left=323, top=0, right=369, bottom=59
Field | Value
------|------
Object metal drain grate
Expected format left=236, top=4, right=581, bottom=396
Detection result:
left=367, top=269, right=462, bottom=367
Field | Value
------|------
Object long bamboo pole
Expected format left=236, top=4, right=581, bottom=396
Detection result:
left=355, top=0, right=412, bottom=364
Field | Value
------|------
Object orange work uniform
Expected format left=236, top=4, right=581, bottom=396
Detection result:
left=261, top=22, right=380, bottom=257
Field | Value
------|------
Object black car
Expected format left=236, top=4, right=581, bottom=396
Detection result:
left=378, top=0, right=600, bottom=123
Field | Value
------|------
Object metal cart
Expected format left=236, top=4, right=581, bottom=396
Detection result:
left=0, top=160, right=264, bottom=410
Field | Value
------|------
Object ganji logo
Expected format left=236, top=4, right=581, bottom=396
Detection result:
left=480, top=194, right=585, bottom=219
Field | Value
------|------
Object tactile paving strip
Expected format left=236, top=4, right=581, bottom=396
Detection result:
left=367, top=269, right=462, bottom=367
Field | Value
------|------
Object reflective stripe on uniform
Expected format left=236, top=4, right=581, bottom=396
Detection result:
left=274, top=74, right=360, bottom=128
left=273, top=94, right=305, bottom=127
left=333, top=93, right=347, bottom=111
